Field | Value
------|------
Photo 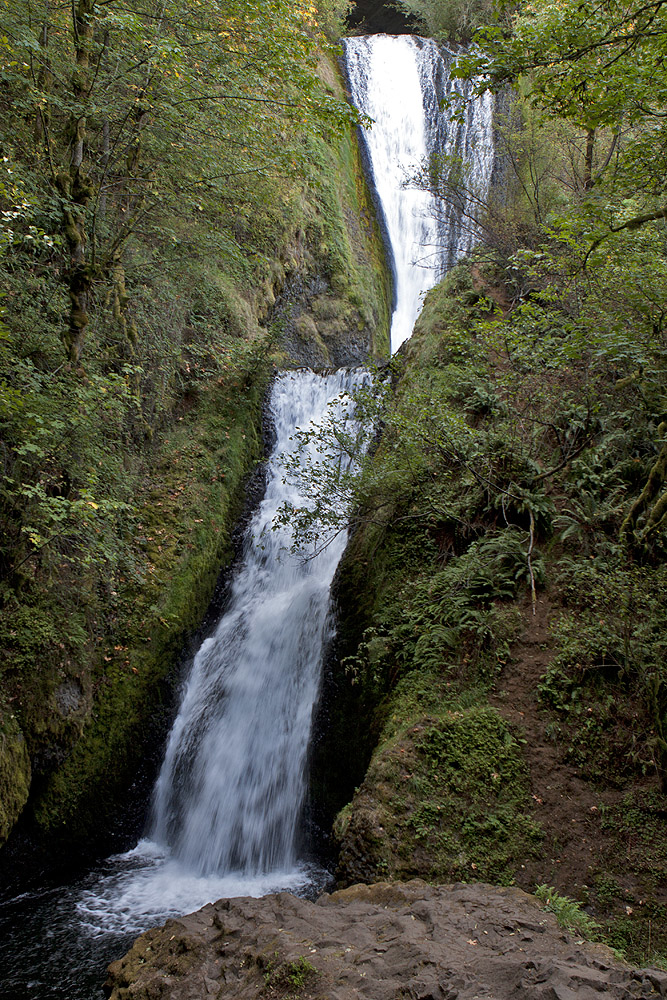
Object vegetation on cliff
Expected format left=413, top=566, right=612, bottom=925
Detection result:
left=300, top=0, right=667, bottom=965
left=312, top=250, right=666, bottom=964
left=0, top=0, right=390, bottom=853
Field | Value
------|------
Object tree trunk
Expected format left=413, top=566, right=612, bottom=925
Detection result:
left=582, top=128, right=595, bottom=191
left=620, top=428, right=667, bottom=546
left=99, top=118, right=110, bottom=220
left=34, top=8, right=52, bottom=147
left=60, top=0, right=95, bottom=364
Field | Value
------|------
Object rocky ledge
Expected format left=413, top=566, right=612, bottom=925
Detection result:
left=104, top=880, right=666, bottom=1000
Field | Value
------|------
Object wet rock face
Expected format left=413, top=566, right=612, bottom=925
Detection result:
left=347, top=2, right=416, bottom=34
left=54, top=679, right=84, bottom=717
left=104, top=880, right=665, bottom=1000
left=278, top=274, right=377, bottom=370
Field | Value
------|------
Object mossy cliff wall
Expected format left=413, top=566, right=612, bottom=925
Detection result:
left=17, top=369, right=269, bottom=856
left=275, top=55, right=391, bottom=369
left=310, top=268, right=535, bottom=874
left=0, top=49, right=390, bottom=861
left=312, top=262, right=667, bottom=966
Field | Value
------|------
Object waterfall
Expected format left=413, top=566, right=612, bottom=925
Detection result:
left=149, top=369, right=362, bottom=876
left=75, top=370, right=365, bottom=933
left=344, top=35, right=495, bottom=353
left=76, top=36, right=495, bottom=936
left=144, top=46, right=495, bottom=884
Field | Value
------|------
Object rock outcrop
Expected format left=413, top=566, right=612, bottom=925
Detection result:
left=104, top=880, right=666, bottom=1000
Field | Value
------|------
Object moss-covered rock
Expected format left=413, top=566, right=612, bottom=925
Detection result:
left=314, top=256, right=667, bottom=965
left=334, top=676, right=541, bottom=886
left=11, top=365, right=269, bottom=851
left=276, top=85, right=392, bottom=368
left=0, top=712, right=31, bottom=842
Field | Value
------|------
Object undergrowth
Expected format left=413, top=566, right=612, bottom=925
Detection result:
left=535, top=885, right=600, bottom=940
left=323, top=258, right=667, bottom=967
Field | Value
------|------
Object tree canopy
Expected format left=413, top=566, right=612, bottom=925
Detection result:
left=457, top=0, right=667, bottom=229
left=0, top=0, right=356, bottom=360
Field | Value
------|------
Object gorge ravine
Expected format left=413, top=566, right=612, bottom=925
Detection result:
left=0, top=32, right=495, bottom=1000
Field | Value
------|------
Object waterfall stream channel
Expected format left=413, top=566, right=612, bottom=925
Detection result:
left=0, top=33, right=493, bottom=1000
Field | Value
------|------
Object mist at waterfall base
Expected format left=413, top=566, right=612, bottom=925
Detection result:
left=344, top=34, right=494, bottom=353
left=0, top=370, right=361, bottom=999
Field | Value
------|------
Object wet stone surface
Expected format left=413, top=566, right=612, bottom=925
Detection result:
left=104, top=880, right=665, bottom=999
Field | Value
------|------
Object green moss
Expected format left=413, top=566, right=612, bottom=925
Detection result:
left=263, top=955, right=318, bottom=993
left=301, top=63, right=392, bottom=359
left=0, top=711, right=31, bottom=842
left=29, top=364, right=269, bottom=843
left=335, top=678, right=541, bottom=886
left=408, top=706, right=542, bottom=881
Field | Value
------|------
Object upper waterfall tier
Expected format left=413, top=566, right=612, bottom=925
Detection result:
left=343, top=35, right=494, bottom=353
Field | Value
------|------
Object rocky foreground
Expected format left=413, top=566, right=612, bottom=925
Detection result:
left=104, top=880, right=667, bottom=999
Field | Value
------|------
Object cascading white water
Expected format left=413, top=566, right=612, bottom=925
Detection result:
left=141, top=47, right=494, bottom=886
left=344, top=35, right=495, bottom=353
left=76, top=37, right=495, bottom=937
left=76, top=369, right=365, bottom=933
left=149, top=369, right=362, bottom=877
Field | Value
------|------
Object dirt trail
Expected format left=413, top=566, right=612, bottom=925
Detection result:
left=489, top=597, right=649, bottom=902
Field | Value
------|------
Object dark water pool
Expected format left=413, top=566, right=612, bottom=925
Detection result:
left=0, top=842, right=328, bottom=1000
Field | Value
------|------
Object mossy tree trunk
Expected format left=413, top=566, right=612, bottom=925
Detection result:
left=620, top=428, right=667, bottom=548
left=582, top=127, right=595, bottom=192
left=34, top=6, right=52, bottom=146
